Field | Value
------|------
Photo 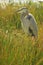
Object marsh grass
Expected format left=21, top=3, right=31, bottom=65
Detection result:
left=0, top=3, right=43, bottom=65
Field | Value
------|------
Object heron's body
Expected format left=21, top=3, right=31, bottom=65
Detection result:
left=17, top=7, right=38, bottom=38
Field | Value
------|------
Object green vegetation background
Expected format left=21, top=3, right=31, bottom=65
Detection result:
left=0, top=2, right=43, bottom=65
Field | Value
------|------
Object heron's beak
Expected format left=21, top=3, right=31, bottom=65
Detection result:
left=16, top=9, right=22, bottom=14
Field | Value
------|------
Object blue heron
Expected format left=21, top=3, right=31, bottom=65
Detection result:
left=17, top=7, right=38, bottom=39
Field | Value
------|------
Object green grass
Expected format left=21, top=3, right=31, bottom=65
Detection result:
left=0, top=3, right=43, bottom=65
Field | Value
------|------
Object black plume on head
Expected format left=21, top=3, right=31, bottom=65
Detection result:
left=19, top=7, right=28, bottom=11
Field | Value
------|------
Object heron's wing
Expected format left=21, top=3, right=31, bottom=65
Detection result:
left=29, top=27, right=35, bottom=36
left=27, top=14, right=32, bottom=20
left=26, top=14, right=38, bottom=37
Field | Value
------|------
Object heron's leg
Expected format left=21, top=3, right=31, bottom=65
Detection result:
left=29, top=27, right=36, bottom=41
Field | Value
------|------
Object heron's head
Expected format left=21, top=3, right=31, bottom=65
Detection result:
left=17, top=7, right=28, bottom=15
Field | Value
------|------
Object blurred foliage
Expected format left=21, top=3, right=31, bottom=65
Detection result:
left=0, top=2, right=43, bottom=65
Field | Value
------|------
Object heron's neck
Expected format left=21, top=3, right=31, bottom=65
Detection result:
left=20, top=13, right=26, bottom=20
